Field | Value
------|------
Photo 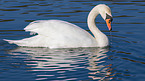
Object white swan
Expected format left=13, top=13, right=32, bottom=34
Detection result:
left=4, top=4, right=113, bottom=48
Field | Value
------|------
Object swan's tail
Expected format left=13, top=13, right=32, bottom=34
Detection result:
left=4, top=38, right=35, bottom=47
left=3, top=35, right=48, bottom=47
left=3, top=39, right=24, bottom=45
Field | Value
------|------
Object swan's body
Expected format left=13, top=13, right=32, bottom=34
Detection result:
left=6, top=20, right=98, bottom=48
left=4, top=4, right=113, bottom=49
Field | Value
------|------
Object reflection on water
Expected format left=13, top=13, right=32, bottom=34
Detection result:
left=87, top=49, right=113, bottom=80
left=7, top=47, right=113, bottom=80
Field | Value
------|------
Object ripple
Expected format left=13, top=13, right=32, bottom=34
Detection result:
left=11, top=5, right=29, bottom=8
left=0, top=19, right=15, bottom=22
left=112, top=2, right=136, bottom=5
left=0, top=9, right=20, bottom=11
left=115, top=15, right=135, bottom=17
left=122, top=58, right=145, bottom=64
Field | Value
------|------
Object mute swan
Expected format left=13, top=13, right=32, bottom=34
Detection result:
left=4, top=4, right=113, bottom=48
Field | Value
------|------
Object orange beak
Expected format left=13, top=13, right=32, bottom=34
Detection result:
left=105, top=19, right=112, bottom=31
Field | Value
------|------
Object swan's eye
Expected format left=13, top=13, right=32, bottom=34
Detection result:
left=110, top=18, right=113, bottom=22
left=106, top=13, right=113, bottom=22
left=109, top=20, right=111, bottom=23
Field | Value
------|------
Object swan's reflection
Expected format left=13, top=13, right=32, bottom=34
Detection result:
left=87, top=48, right=114, bottom=80
left=8, top=47, right=114, bottom=80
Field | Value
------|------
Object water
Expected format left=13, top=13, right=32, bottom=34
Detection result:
left=0, top=0, right=145, bottom=81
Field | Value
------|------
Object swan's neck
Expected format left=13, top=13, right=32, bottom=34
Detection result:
left=87, top=7, right=109, bottom=47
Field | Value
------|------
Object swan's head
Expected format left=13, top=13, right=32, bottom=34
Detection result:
left=97, top=4, right=113, bottom=31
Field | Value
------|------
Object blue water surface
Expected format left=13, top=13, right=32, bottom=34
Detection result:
left=0, top=0, right=145, bottom=81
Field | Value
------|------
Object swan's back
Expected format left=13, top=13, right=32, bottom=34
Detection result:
left=6, top=20, right=97, bottom=48
left=25, top=20, right=87, bottom=37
